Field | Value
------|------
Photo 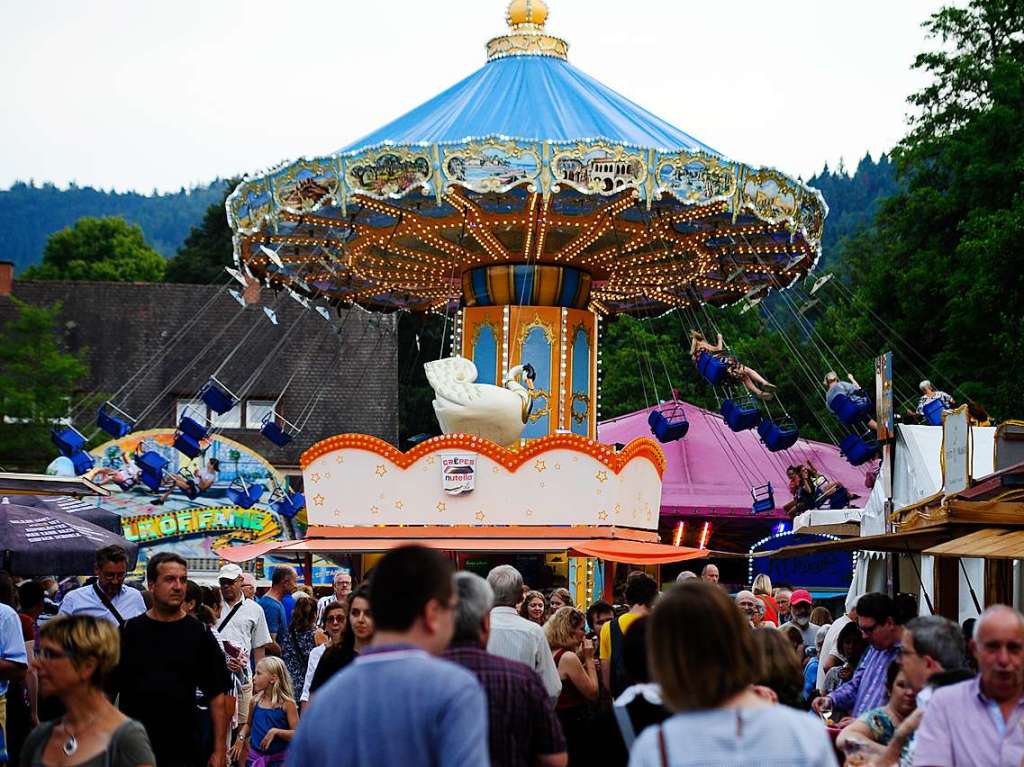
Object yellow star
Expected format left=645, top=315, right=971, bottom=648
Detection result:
left=394, top=500, right=404, bottom=510
left=426, top=455, right=436, bottom=465
left=436, top=502, right=446, bottom=513
left=534, top=459, right=547, bottom=473
left=595, top=470, right=609, bottom=483
left=375, top=465, right=388, bottom=477
left=554, top=463, right=561, bottom=470
left=474, top=510, right=486, bottom=521
left=324, top=471, right=332, bottom=480
left=525, top=509, right=534, bottom=517
left=614, top=503, right=622, bottom=515
left=598, top=510, right=608, bottom=521
left=370, top=505, right=380, bottom=515
left=312, top=493, right=325, bottom=507
left=335, top=454, right=344, bottom=464
left=310, top=472, right=322, bottom=483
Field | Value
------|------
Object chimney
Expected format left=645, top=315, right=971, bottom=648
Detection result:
left=0, top=261, right=12, bottom=297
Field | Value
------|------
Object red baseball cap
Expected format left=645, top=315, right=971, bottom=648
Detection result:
left=790, top=589, right=813, bottom=606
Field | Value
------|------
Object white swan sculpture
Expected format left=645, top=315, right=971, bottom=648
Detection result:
left=424, top=357, right=535, bottom=446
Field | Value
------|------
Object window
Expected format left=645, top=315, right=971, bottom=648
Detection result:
left=175, top=400, right=205, bottom=423
left=210, top=403, right=242, bottom=429
left=246, top=400, right=276, bottom=430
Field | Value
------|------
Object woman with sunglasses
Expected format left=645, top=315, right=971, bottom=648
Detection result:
left=22, top=614, right=155, bottom=767
left=299, top=601, right=347, bottom=711
left=545, top=606, right=598, bottom=765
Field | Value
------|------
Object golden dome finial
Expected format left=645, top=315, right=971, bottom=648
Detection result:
left=487, top=0, right=567, bottom=62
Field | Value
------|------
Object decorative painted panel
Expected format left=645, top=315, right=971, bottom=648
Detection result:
left=442, top=140, right=542, bottom=195
left=346, top=149, right=432, bottom=199
left=570, top=323, right=591, bottom=437
left=655, top=152, right=737, bottom=205
left=551, top=143, right=646, bottom=196
left=472, top=324, right=498, bottom=385
left=520, top=324, right=552, bottom=438
left=270, top=158, right=340, bottom=214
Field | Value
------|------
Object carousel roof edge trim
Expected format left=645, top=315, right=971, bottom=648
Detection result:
left=299, top=432, right=666, bottom=477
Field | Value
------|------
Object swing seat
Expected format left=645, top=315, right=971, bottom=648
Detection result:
left=199, top=378, right=238, bottom=416
left=721, top=398, right=762, bottom=432
left=173, top=432, right=204, bottom=459
left=227, top=479, right=265, bottom=509
left=751, top=482, right=775, bottom=514
left=51, top=427, right=86, bottom=457
left=270, top=488, right=305, bottom=519
left=696, top=352, right=729, bottom=387
left=96, top=403, right=134, bottom=439
left=757, top=418, right=800, bottom=452
left=177, top=415, right=209, bottom=442
left=69, top=450, right=94, bottom=475
left=824, top=485, right=851, bottom=509
left=647, top=403, right=689, bottom=443
left=829, top=393, right=873, bottom=426
left=260, top=412, right=298, bottom=448
left=134, top=451, right=169, bottom=492
left=840, top=434, right=880, bottom=467
left=922, top=398, right=946, bottom=426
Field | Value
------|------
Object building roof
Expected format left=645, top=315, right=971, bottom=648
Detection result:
left=599, top=402, right=870, bottom=518
left=1, top=280, right=398, bottom=469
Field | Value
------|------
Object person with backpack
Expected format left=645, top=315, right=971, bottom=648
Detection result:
left=599, top=573, right=657, bottom=699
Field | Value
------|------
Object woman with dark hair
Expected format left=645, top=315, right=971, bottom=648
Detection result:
left=309, top=586, right=374, bottom=695
left=299, top=601, right=346, bottom=711
left=836, top=662, right=916, bottom=753
left=822, top=621, right=867, bottom=695
left=630, top=582, right=836, bottom=766
left=281, top=597, right=317, bottom=694
left=752, top=628, right=805, bottom=709
left=22, top=615, right=155, bottom=767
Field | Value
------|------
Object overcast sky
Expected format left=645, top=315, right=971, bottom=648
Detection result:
left=1, top=0, right=944, bottom=193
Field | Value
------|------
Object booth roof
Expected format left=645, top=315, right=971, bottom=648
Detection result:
left=598, top=402, right=870, bottom=518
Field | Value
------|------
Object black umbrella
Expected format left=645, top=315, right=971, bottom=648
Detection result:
left=0, top=498, right=138, bottom=576
left=18, top=496, right=124, bottom=535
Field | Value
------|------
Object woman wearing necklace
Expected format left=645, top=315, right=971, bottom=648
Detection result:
left=20, top=615, right=154, bottom=767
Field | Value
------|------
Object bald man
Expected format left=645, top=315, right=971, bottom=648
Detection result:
left=700, top=564, right=719, bottom=584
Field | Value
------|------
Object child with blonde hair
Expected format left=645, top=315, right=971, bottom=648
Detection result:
left=231, top=656, right=299, bottom=767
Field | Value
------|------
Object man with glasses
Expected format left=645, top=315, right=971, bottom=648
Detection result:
left=813, top=592, right=902, bottom=721
left=316, top=570, right=353, bottom=625
left=215, top=564, right=270, bottom=736
left=58, top=545, right=145, bottom=628
left=913, top=605, right=1024, bottom=766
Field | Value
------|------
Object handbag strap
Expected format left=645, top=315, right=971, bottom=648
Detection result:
left=658, top=725, right=668, bottom=767
left=218, top=600, right=244, bottom=632
left=92, top=584, right=126, bottom=629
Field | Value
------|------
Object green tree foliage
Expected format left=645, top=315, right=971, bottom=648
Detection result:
left=0, top=299, right=89, bottom=471
left=22, top=216, right=166, bottom=282
left=0, top=180, right=227, bottom=272
left=816, top=0, right=1024, bottom=419
left=164, top=181, right=238, bottom=284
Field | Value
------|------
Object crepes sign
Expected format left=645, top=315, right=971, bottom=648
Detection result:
left=441, top=454, right=476, bottom=496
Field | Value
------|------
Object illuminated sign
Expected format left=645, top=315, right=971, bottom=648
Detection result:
left=121, top=507, right=279, bottom=543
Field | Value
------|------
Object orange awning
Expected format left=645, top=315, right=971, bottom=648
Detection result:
left=569, top=539, right=710, bottom=564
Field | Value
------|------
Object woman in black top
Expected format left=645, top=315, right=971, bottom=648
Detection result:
left=309, top=586, right=374, bottom=694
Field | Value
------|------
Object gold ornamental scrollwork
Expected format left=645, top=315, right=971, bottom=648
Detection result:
left=551, top=142, right=647, bottom=196
left=228, top=179, right=273, bottom=235
left=442, top=140, right=542, bottom=196
left=515, top=315, right=555, bottom=348
left=528, top=388, right=552, bottom=423
left=570, top=392, right=590, bottom=424
left=470, top=319, right=500, bottom=350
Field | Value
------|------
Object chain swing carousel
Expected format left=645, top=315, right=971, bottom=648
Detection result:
left=217, top=0, right=827, bottom=601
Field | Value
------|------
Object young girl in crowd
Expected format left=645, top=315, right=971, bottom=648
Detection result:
left=232, top=657, right=298, bottom=767
left=520, top=590, right=547, bottom=625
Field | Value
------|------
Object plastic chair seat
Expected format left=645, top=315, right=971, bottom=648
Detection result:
left=647, top=405, right=689, bottom=443
left=97, top=405, right=133, bottom=439
left=139, top=469, right=164, bottom=493
left=840, top=434, right=880, bottom=467
left=260, top=420, right=294, bottom=448
left=173, top=432, right=204, bottom=459
left=697, top=352, right=729, bottom=387
left=177, top=416, right=209, bottom=442
left=200, top=380, right=238, bottom=416
left=826, top=485, right=851, bottom=509
left=52, top=427, right=86, bottom=457
left=721, top=399, right=762, bottom=432
left=757, top=418, right=800, bottom=452
left=922, top=398, right=946, bottom=426
left=270, top=489, right=305, bottom=519
left=751, top=482, right=775, bottom=514
left=830, top=393, right=872, bottom=426
left=69, top=450, right=94, bottom=475
left=134, top=451, right=169, bottom=477
left=227, top=482, right=264, bottom=509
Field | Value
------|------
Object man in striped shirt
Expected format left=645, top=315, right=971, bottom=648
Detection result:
left=813, top=593, right=902, bottom=719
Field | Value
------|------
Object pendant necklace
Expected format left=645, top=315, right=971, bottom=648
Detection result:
left=62, top=714, right=98, bottom=756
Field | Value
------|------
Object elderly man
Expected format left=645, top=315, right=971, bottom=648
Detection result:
left=486, top=565, right=561, bottom=700
left=445, top=572, right=567, bottom=767
left=813, top=592, right=902, bottom=719
left=735, top=591, right=759, bottom=626
left=913, top=605, right=1024, bottom=766
left=316, top=570, right=353, bottom=625
left=774, top=587, right=793, bottom=625
left=675, top=570, right=697, bottom=583
left=217, top=563, right=272, bottom=731
left=700, top=564, right=719, bottom=584
left=58, top=545, right=145, bottom=627
left=780, top=590, right=821, bottom=647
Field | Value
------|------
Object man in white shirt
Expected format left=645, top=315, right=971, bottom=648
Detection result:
left=485, top=565, right=561, bottom=701
left=0, top=601, right=27, bottom=736
left=217, top=563, right=271, bottom=729
left=58, top=545, right=146, bottom=627
left=315, top=570, right=353, bottom=625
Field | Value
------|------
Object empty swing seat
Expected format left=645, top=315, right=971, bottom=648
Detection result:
left=51, top=427, right=86, bottom=457
left=96, top=403, right=134, bottom=439
left=173, top=415, right=209, bottom=459
left=922, top=398, right=946, bottom=426
left=648, top=403, right=689, bottom=443
left=260, top=413, right=295, bottom=448
left=757, top=418, right=800, bottom=452
left=840, top=434, right=880, bottom=466
left=696, top=352, right=729, bottom=387
left=270, top=489, right=305, bottom=519
left=227, top=480, right=265, bottom=509
left=134, top=450, right=169, bottom=492
left=200, top=379, right=238, bottom=416
left=69, top=450, right=94, bottom=475
left=829, top=393, right=873, bottom=426
left=721, top=398, right=762, bottom=432
left=751, top=482, right=775, bottom=514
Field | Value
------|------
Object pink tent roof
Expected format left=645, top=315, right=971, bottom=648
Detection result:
left=598, top=402, right=870, bottom=520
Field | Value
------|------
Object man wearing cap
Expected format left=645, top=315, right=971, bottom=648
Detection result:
left=216, top=563, right=271, bottom=733
left=779, top=589, right=820, bottom=648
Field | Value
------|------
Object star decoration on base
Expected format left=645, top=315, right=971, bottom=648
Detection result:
left=370, top=505, right=380, bottom=515
left=374, top=465, right=388, bottom=477
left=598, top=510, right=608, bottom=521
left=335, top=454, right=344, bottom=464
left=436, top=502, right=447, bottom=513
left=534, top=459, right=547, bottom=473
left=595, top=470, right=609, bottom=483
left=310, top=472, right=322, bottom=483
left=394, top=500, right=404, bottom=510
left=474, top=511, right=486, bottom=522
left=312, top=493, right=325, bottom=507
left=614, top=503, right=622, bottom=515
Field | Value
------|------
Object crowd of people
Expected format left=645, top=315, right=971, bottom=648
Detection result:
left=0, top=545, right=1021, bottom=766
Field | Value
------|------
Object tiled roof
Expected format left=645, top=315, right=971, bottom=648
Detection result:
left=1, top=280, right=398, bottom=468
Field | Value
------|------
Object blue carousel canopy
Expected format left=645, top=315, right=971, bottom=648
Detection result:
left=227, top=0, right=828, bottom=316
left=343, top=55, right=720, bottom=156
